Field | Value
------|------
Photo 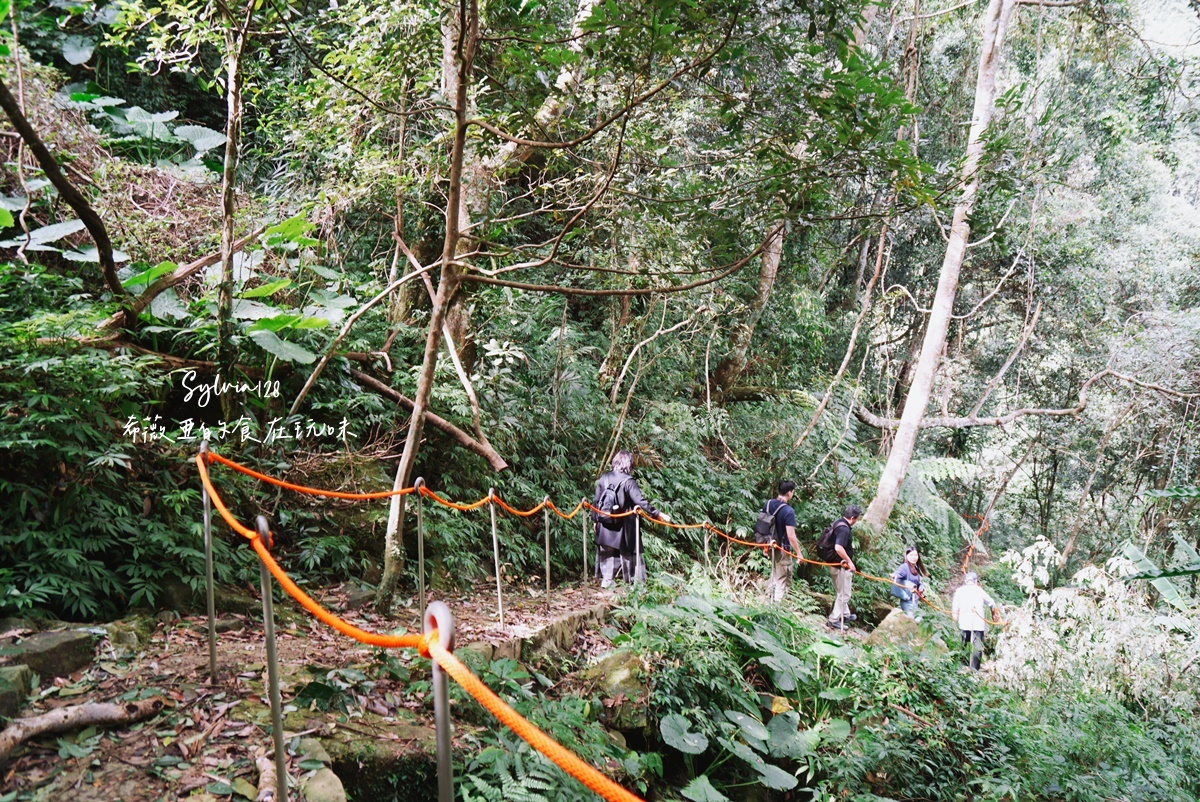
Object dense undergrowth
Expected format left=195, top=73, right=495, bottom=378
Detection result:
left=452, top=568, right=1200, bottom=802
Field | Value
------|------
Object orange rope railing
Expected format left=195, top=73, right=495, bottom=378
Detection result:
left=197, top=453, right=643, bottom=802
left=203, top=450, right=1004, bottom=628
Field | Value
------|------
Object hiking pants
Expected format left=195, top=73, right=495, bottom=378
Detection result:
left=961, top=629, right=985, bottom=670
left=828, top=566, right=853, bottom=621
left=767, top=551, right=793, bottom=602
left=598, top=545, right=646, bottom=587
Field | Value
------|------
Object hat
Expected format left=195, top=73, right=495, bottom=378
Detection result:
left=964, top=572, right=979, bottom=583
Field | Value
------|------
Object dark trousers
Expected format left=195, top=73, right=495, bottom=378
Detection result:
left=961, top=630, right=985, bottom=670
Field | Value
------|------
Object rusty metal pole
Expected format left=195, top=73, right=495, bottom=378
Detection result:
left=255, top=516, right=288, bottom=802
left=489, top=488, right=503, bottom=630
left=415, top=478, right=426, bottom=624
left=581, top=497, right=588, bottom=583
left=199, top=440, right=217, bottom=682
left=424, top=601, right=455, bottom=802
left=543, top=498, right=551, bottom=613
left=634, top=513, right=642, bottom=585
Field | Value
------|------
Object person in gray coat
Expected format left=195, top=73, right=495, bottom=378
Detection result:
left=592, top=450, right=670, bottom=587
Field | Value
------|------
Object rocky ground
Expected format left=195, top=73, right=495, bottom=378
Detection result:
left=0, top=580, right=621, bottom=802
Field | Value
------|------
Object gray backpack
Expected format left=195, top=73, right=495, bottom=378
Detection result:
left=754, top=500, right=784, bottom=545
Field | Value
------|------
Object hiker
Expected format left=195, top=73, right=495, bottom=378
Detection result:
left=818, top=505, right=862, bottom=630
left=951, top=572, right=998, bottom=670
left=890, top=546, right=927, bottom=620
left=759, top=480, right=803, bottom=602
left=592, top=450, right=670, bottom=588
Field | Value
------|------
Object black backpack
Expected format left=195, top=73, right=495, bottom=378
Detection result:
left=754, top=500, right=784, bottom=545
left=591, top=477, right=625, bottom=527
left=816, top=519, right=844, bottom=562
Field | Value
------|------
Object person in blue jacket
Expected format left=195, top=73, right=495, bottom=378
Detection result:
left=890, top=546, right=927, bottom=620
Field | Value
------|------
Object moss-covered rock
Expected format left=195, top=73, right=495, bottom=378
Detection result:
left=577, top=649, right=648, bottom=732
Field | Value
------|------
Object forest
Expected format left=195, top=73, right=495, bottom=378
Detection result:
left=1, top=0, right=1199, bottom=798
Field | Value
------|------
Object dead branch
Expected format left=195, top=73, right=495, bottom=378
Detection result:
left=856, top=369, right=1200, bottom=430
left=0, top=76, right=125, bottom=301
left=0, top=697, right=164, bottom=766
left=968, top=301, right=1042, bottom=417
left=349, top=369, right=508, bottom=471
left=289, top=261, right=438, bottom=415
left=255, top=754, right=278, bottom=801
left=462, top=222, right=783, bottom=297
left=610, top=305, right=705, bottom=404
left=99, top=226, right=267, bottom=331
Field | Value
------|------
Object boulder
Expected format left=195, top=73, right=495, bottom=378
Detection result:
left=0, top=617, right=37, bottom=636
left=301, top=768, right=347, bottom=802
left=0, top=664, right=33, bottom=717
left=808, top=592, right=893, bottom=625
left=865, top=609, right=949, bottom=655
left=0, top=630, right=96, bottom=677
left=299, top=737, right=333, bottom=766
left=214, top=586, right=261, bottom=615
left=578, top=649, right=648, bottom=732
left=103, top=618, right=155, bottom=660
left=344, top=584, right=374, bottom=610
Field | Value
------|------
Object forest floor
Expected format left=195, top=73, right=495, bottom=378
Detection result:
left=0, top=580, right=623, bottom=802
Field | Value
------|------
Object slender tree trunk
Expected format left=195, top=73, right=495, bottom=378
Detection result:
left=376, top=0, right=478, bottom=611
left=711, top=224, right=783, bottom=391
left=863, top=0, right=1018, bottom=532
left=216, top=12, right=252, bottom=421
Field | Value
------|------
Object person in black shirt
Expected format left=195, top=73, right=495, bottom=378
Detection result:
left=593, top=450, right=670, bottom=587
left=825, top=505, right=862, bottom=630
left=763, top=480, right=802, bottom=602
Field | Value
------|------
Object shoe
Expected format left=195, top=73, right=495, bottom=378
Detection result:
left=600, top=580, right=613, bottom=589
left=826, top=620, right=849, bottom=631
left=842, top=614, right=857, bottom=622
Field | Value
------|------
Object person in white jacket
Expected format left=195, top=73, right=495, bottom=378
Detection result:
left=951, top=572, right=997, bottom=670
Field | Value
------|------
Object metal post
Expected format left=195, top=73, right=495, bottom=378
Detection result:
left=543, top=498, right=551, bottom=613
left=255, top=516, right=287, bottom=802
left=703, top=522, right=710, bottom=568
left=415, top=478, right=426, bottom=624
left=634, top=514, right=642, bottom=585
left=489, top=488, right=503, bottom=630
left=581, top=497, right=588, bottom=583
left=424, top=601, right=455, bottom=802
left=200, top=440, right=217, bottom=682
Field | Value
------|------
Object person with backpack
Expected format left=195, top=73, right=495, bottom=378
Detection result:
left=816, top=505, right=863, bottom=630
left=592, top=450, right=670, bottom=588
left=757, top=480, right=803, bottom=602
left=890, top=546, right=927, bottom=620
left=951, top=572, right=998, bottom=670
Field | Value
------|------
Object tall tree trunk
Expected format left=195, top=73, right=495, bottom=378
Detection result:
left=216, top=11, right=252, bottom=422
left=376, top=0, right=478, bottom=611
left=863, top=0, right=1018, bottom=532
left=710, top=225, right=783, bottom=391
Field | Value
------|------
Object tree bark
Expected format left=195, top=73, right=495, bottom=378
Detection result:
left=0, top=76, right=125, bottom=303
left=863, top=0, right=1019, bottom=533
left=215, top=7, right=255, bottom=422
left=349, top=369, right=507, bottom=470
left=710, top=224, right=783, bottom=391
left=375, top=0, right=479, bottom=612
left=0, top=697, right=164, bottom=766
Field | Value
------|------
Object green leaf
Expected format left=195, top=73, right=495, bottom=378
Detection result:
left=297, top=758, right=325, bottom=771
left=823, top=718, right=851, bottom=743
left=809, top=640, right=852, bottom=661
left=248, top=329, right=317, bottom=364
left=754, top=763, right=798, bottom=791
left=660, top=713, right=708, bottom=755
left=122, top=261, right=177, bottom=288
left=173, top=124, right=227, bottom=153
left=680, top=775, right=730, bottom=802
left=63, top=246, right=130, bottom=264
left=766, top=711, right=817, bottom=758
left=0, top=208, right=12, bottom=228
left=818, top=687, right=853, bottom=701
left=62, top=35, right=95, bottom=65
left=248, top=314, right=302, bottom=332
left=240, top=278, right=292, bottom=298
left=723, top=710, right=769, bottom=742
left=0, top=219, right=86, bottom=248
left=206, top=780, right=234, bottom=795
left=264, top=214, right=320, bottom=248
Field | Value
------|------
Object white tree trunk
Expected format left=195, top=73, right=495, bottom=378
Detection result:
left=863, top=0, right=1018, bottom=532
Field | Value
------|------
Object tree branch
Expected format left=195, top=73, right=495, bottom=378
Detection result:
left=349, top=369, right=507, bottom=471
left=99, top=225, right=267, bottom=331
left=0, top=697, right=164, bottom=766
left=0, top=76, right=125, bottom=300
left=968, top=300, right=1041, bottom=417
left=857, top=369, right=1200, bottom=430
